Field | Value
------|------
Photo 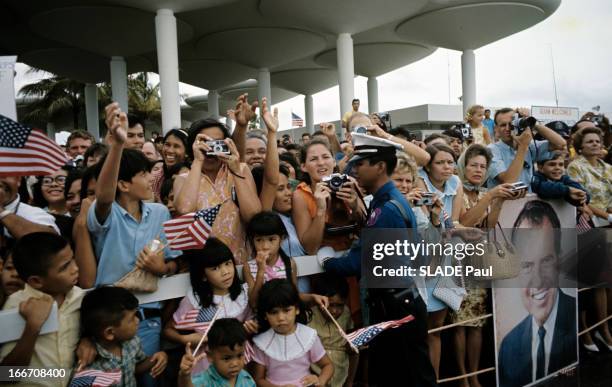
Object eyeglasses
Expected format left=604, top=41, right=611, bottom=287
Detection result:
left=41, top=176, right=67, bottom=186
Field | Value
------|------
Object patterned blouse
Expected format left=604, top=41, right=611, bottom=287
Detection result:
left=567, top=155, right=612, bottom=212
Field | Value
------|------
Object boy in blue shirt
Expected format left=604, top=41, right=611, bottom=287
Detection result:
left=179, top=318, right=255, bottom=387
left=85, top=103, right=179, bottom=385
left=532, top=151, right=590, bottom=207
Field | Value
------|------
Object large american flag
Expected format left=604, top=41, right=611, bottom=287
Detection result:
left=163, top=204, right=221, bottom=250
left=69, top=369, right=121, bottom=387
left=346, top=315, right=414, bottom=347
left=0, top=114, right=68, bottom=176
left=174, top=305, right=218, bottom=331
left=291, top=112, right=303, bottom=127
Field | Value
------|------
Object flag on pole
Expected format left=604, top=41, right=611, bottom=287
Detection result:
left=0, top=114, right=68, bottom=176
left=163, top=204, right=221, bottom=250
left=346, top=315, right=415, bottom=347
left=291, top=112, right=304, bottom=127
left=577, top=213, right=592, bottom=235
left=69, top=369, right=121, bottom=387
left=174, top=305, right=218, bottom=331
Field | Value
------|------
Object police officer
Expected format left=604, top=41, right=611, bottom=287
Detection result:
left=319, top=131, right=438, bottom=387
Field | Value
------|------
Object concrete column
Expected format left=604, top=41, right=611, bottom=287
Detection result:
left=257, top=68, right=271, bottom=104
left=155, top=9, right=182, bottom=133
left=461, top=49, right=476, bottom=114
left=110, top=56, right=128, bottom=112
left=337, top=33, right=355, bottom=118
left=208, top=90, right=219, bottom=118
left=367, top=76, right=379, bottom=114
left=304, top=94, right=314, bottom=133
left=84, top=83, right=100, bottom=140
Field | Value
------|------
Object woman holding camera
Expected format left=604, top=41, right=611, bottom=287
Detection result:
left=173, top=116, right=260, bottom=263
left=414, top=143, right=463, bottom=378
left=451, top=144, right=524, bottom=387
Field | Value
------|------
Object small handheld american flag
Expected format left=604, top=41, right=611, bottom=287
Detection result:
left=69, top=369, right=121, bottom=387
left=577, top=213, right=592, bottom=235
left=291, top=112, right=304, bottom=127
left=346, top=315, right=415, bottom=347
left=174, top=305, right=218, bottom=331
left=163, top=204, right=221, bottom=250
left=0, top=114, right=68, bottom=176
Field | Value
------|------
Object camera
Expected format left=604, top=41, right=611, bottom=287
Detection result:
left=453, top=123, right=472, bottom=140
left=509, top=182, right=528, bottom=192
left=322, top=173, right=349, bottom=191
left=590, top=114, right=604, bottom=126
left=353, top=126, right=368, bottom=134
left=414, top=192, right=435, bottom=206
left=512, top=115, right=537, bottom=135
left=205, top=140, right=230, bottom=155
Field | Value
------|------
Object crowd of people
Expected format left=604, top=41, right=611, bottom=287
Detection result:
left=0, top=94, right=610, bottom=387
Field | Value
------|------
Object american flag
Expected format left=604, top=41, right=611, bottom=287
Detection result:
left=69, top=369, right=121, bottom=387
left=0, top=114, right=68, bottom=176
left=174, top=305, right=218, bottom=331
left=244, top=340, right=255, bottom=363
left=346, top=315, right=414, bottom=347
left=163, top=204, right=221, bottom=250
left=577, top=213, right=592, bottom=235
left=291, top=112, right=303, bottom=127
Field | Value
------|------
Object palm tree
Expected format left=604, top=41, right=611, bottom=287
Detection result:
left=127, top=72, right=161, bottom=124
left=19, top=71, right=86, bottom=129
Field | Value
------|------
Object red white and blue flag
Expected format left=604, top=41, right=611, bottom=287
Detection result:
left=163, top=204, right=221, bottom=250
left=69, top=369, right=121, bottom=387
left=346, top=315, right=415, bottom=347
left=291, top=112, right=303, bottom=127
left=174, top=305, right=218, bottom=331
left=577, top=213, right=592, bottom=235
left=0, top=114, right=68, bottom=176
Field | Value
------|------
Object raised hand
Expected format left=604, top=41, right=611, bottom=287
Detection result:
left=319, top=122, right=336, bottom=137
left=104, top=102, right=127, bottom=145
left=261, top=97, right=279, bottom=133
left=516, top=128, right=533, bottom=149
left=19, top=295, right=54, bottom=331
left=568, top=187, right=587, bottom=204
left=234, top=93, right=257, bottom=127
left=179, top=343, right=206, bottom=376
left=192, top=133, right=213, bottom=163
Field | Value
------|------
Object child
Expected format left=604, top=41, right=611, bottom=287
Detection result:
left=308, top=274, right=358, bottom=387
left=466, top=105, right=492, bottom=145
left=0, top=232, right=89, bottom=386
left=0, top=252, right=25, bottom=307
left=86, top=103, right=179, bottom=372
left=243, top=211, right=328, bottom=309
left=252, top=279, right=334, bottom=387
left=532, top=151, right=590, bottom=207
left=164, top=238, right=256, bottom=375
left=179, top=318, right=255, bottom=387
left=80, top=287, right=168, bottom=385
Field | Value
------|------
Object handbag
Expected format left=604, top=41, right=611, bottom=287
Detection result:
left=114, top=268, right=159, bottom=293
left=432, top=235, right=467, bottom=311
left=470, top=223, right=519, bottom=280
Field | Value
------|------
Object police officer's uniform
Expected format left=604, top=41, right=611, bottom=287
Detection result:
left=322, top=133, right=438, bottom=387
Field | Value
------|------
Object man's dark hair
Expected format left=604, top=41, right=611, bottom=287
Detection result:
left=301, top=133, right=311, bottom=138
left=424, top=133, right=448, bottom=145
left=364, top=152, right=397, bottom=176
left=352, top=98, right=360, bottom=104
left=64, top=168, right=85, bottom=199
left=186, top=118, right=230, bottom=160
left=207, top=318, right=248, bottom=351
left=389, top=127, right=415, bottom=141
left=494, top=108, right=514, bottom=125
left=66, top=130, right=94, bottom=148
left=80, top=287, right=139, bottom=339
left=512, top=200, right=561, bottom=256
left=485, top=109, right=491, bottom=114
left=159, top=177, right=174, bottom=205
left=312, top=130, right=326, bottom=137
left=117, top=149, right=152, bottom=185
left=285, top=143, right=301, bottom=152
left=279, top=152, right=301, bottom=179
left=12, top=233, right=69, bottom=281
left=127, top=113, right=145, bottom=130
left=442, top=129, right=464, bottom=143
left=83, top=143, right=108, bottom=167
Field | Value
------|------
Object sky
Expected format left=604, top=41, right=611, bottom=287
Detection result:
left=13, top=0, right=612, bottom=130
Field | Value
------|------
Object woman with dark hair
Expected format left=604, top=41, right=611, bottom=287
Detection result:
left=452, top=144, right=525, bottom=387
left=173, top=117, right=261, bottom=263
left=31, top=165, right=72, bottom=216
left=151, top=128, right=190, bottom=202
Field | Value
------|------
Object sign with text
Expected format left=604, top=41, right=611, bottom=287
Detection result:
left=531, top=105, right=580, bottom=125
left=0, top=56, right=17, bottom=120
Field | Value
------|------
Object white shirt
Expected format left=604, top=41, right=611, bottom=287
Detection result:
left=2, top=195, right=59, bottom=237
left=530, top=289, right=559, bottom=382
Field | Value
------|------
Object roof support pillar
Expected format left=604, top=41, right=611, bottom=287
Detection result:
left=367, top=76, right=379, bottom=114
left=208, top=90, right=219, bottom=118
left=257, top=68, right=271, bottom=105
left=305, top=94, right=314, bottom=134
left=84, top=83, right=100, bottom=140
left=155, top=9, right=181, bottom=134
left=110, top=56, right=128, bottom=112
left=461, top=49, right=476, bottom=114
left=337, top=33, right=355, bottom=120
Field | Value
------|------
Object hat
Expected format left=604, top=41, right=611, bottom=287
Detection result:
left=537, top=150, right=564, bottom=164
left=349, top=133, right=402, bottom=163
left=545, top=121, right=570, bottom=138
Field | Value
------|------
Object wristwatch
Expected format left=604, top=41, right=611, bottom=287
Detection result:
left=0, top=209, right=12, bottom=221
